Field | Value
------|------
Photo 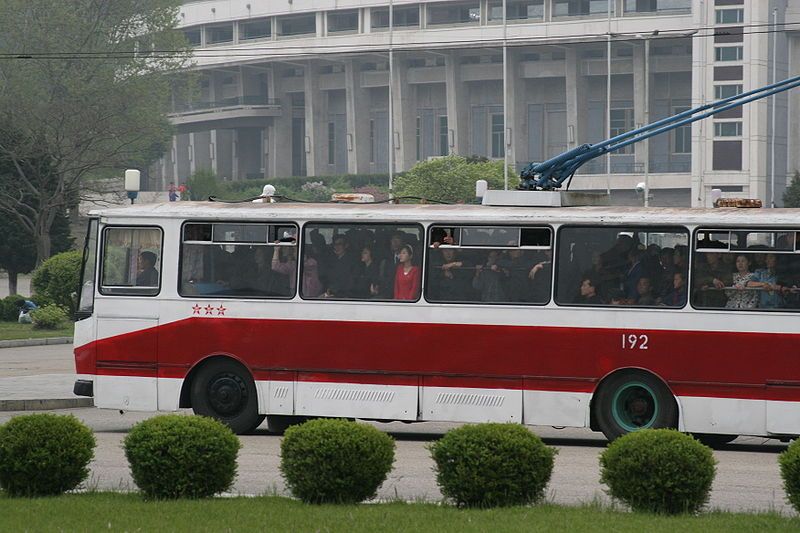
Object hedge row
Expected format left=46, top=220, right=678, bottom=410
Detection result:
left=2, top=414, right=800, bottom=515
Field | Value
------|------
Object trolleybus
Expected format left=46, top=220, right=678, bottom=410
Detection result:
left=73, top=198, right=800, bottom=441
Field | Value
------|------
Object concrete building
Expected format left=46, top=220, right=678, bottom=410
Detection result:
left=154, top=0, right=799, bottom=207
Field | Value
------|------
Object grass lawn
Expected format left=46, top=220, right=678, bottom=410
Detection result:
left=0, top=494, right=796, bottom=532
left=0, top=321, right=74, bottom=341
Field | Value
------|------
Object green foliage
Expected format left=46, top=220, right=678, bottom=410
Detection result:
left=779, top=439, right=800, bottom=512
left=30, top=304, right=69, bottom=330
left=0, top=413, right=95, bottom=497
left=188, top=168, right=219, bottom=201
left=280, top=419, right=395, bottom=504
left=0, top=0, right=190, bottom=263
left=212, top=174, right=392, bottom=203
left=394, top=155, right=518, bottom=204
left=0, top=295, right=26, bottom=322
left=783, top=171, right=800, bottom=208
left=31, top=251, right=82, bottom=315
left=599, top=429, right=716, bottom=514
left=429, top=423, right=556, bottom=508
left=123, top=414, right=241, bottom=499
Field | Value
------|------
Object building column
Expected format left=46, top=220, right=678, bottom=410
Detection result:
left=304, top=60, right=327, bottom=177
left=345, top=59, right=371, bottom=173
left=565, top=47, right=588, bottom=151
left=632, top=43, right=647, bottom=172
left=505, top=49, right=527, bottom=170
left=171, top=135, right=179, bottom=183
left=268, top=66, right=292, bottom=177
left=445, top=51, right=469, bottom=156
left=392, top=53, right=417, bottom=172
left=788, top=36, right=800, bottom=178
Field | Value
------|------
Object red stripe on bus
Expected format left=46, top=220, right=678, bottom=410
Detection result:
left=75, top=317, right=800, bottom=401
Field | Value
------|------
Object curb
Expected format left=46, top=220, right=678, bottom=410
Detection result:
left=0, top=398, right=93, bottom=412
left=0, top=337, right=73, bottom=349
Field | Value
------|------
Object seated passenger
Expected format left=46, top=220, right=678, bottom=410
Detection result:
left=660, top=272, right=687, bottom=307
left=574, top=276, right=603, bottom=305
left=393, top=245, right=420, bottom=300
left=135, top=251, right=159, bottom=286
left=635, top=277, right=656, bottom=306
left=749, top=253, right=783, bottom=309
left=725, top=254, right=758, bottom=309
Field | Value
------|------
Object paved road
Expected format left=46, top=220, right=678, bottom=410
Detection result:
left=0, top=343, right=793, bottom=513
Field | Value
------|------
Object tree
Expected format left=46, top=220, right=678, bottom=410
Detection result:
left=783, top=171, right=800, bottom=208
left=0, top=0, right=191, bottom=264
left=393, top=155, right=518, bottom=204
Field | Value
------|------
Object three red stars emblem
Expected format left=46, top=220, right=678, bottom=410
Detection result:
left=192, top=303, right=227, bottom=317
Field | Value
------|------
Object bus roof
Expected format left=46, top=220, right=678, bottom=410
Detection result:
left=90, top=201, right=800, bottom=227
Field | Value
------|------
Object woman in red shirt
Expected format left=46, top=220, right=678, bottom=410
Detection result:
left=393, top=244, right=421, bottom=300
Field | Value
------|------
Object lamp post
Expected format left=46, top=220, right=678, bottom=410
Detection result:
left=388, top=0, right=394, bottom=195
left=606, top=2, right=612, bottom=193
left=770, top=7, right=777, bottom=208
left=503, top=0, right=508, bottom=190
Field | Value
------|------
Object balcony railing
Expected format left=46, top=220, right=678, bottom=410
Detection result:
left=171, top=96, right=281, bottom=114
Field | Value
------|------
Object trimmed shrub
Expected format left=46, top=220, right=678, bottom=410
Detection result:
left=0, top=413, right=95, bottom=497
left=599, top=429, right=716, bottom=514
left=124, top=414, right=241, bottom=499
left=429, top=423, right=556, bottom=508
left=31, top=250, right=82, bottom=316
left=0, top=295, right=26, bottom=322
left=779, top=439, right=800, bottom=512
left=280, top=419, right=395, bottom=504
left=30, top=304, right=69, bottom=330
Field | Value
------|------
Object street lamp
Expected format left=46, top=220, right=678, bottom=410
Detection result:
left=125, top=169, right=140, bottom=205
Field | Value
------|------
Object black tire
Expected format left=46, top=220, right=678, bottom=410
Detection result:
left=191, top=359, right=264, bottom=435
left=266, top=415, right=308, bottom=435
left=692, top=433, right=738, bottom=447
left=594, top=371, right=678, bottom=441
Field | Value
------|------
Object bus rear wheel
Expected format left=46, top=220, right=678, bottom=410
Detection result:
left=595, top=371, right=677, bottom=441
left=191, top=359, right=264, bottom=435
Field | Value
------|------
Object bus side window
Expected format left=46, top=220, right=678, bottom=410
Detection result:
left=425, top=225, right=552, bottom=305
left=555, top=226, right=688, bottom=308
left=100, top=227, right=163, bottom=296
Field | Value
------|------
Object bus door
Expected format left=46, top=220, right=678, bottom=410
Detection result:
left=94, top=225, right=163, bottom=411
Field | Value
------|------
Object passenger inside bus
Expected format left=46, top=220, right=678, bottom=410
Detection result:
left=135, top=251, right=159, bottom=287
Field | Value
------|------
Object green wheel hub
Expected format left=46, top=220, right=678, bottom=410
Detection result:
left=611, top=381, right=659, bottom=432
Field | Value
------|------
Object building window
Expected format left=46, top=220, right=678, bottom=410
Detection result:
left=328, top=122, right=335, bottom=165
left=623, top=0, right=691, bottom=14
left=371, top=6, right=420, bottom=29
left=488, top=0, right=545, bottom=22
left=714, top=122, right=742, bottom=137
left=553, top=0, right=610, bottom=18
left=715, top=46, right=743, bottom=62
left=610, top=108, right=634, bottom=154
left=427, top=2, right=480, bottom=25
left=206, top=24, right=233, bottom=45
left=714, top=84, right=743, bottom=100
left=183, top=28, right=202, bottom=47
left=328, top=10, right=359, bottom=33
left=491, top=114, right=505, bottom=159
left=240, top=18, right=271, bottom=40
left=439, top=116, right=449, bottom=156
left=277, top=14, right=316, bottom=37
left=672, top=106, right=691, bottom=154
left=716, top=8, right=744, bottom=24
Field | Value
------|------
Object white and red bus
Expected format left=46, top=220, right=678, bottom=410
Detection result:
left=73, top=199, right=800, bottom=441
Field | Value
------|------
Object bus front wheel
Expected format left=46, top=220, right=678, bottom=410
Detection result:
left=191, top=359, right=264, bottom=434
left=594, top=371, right=677, bottom=441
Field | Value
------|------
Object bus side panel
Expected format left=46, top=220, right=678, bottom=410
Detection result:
left=94, top=316, right=158, bottom=411
left=678, top=396, right=766, bottom=435
left=294, top=372, right=417, bottom=421
left=420, top=376, right=522, bottom=423
left=523, top=390, right=592, bottom=427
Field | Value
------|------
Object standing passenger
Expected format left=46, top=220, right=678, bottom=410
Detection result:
left=393, top=245, right=421, bottom=300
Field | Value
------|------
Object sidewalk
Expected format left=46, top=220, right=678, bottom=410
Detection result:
left=0, top=343, right=92, bottom=411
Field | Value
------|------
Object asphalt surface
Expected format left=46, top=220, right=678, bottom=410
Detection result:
left=0, top=343, right=794, bottom=513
